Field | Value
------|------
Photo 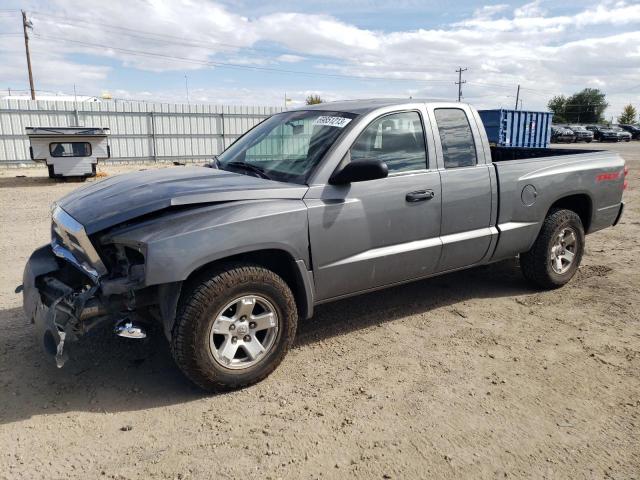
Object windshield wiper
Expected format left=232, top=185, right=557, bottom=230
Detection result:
left=224, top=161, right=272, bottom=180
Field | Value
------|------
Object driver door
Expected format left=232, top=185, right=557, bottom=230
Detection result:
left=305, top=110, right=442, bottom=301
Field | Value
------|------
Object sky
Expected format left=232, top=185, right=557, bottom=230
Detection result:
left=0, top=0, right=639, bottom=119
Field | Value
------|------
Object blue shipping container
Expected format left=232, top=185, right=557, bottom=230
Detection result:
left=478, top=109, right=553, bottom=148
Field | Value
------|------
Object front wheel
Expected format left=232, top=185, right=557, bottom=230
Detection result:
left=520, top=209, right=585, bottom=289
left=171, top=264, right=298, bottom=391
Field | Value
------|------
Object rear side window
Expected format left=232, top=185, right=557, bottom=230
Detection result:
left=434, top=109, right=477, bottom=168
left=49, top=142, right=92, bottom=158
left=350, top=111, right=427, bottom=173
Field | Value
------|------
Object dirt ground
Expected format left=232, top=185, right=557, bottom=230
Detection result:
left=0, top=142, right=638, bottom=480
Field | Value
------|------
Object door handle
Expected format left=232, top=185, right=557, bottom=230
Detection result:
left=406, top=190, right=435, bottom=202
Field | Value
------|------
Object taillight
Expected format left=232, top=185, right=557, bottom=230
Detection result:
left=623, top=165, right=628, bottom=190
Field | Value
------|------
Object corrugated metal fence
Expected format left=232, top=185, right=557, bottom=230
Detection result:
left=0, top=99, right=284, bottom=166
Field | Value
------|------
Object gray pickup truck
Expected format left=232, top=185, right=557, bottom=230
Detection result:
left=22, top=99, right=626, bottom=391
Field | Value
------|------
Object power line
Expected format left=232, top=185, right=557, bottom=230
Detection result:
left=27, top=10, right=600, bottom=99
left=32, top=33, right=455, bottom=85
left=29, top=10, right=340, bottom=61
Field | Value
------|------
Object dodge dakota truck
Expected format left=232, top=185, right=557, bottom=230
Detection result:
left=21, top=99, right=627, bottom=391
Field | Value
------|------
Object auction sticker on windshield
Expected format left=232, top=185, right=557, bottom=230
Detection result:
left=313, top=116, right=352, bottom=128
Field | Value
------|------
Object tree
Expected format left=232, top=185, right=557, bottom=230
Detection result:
left=305, top=94, right=323, bottom=105
left=548, top=88, right=608, bottom=123
left=547, top=95, right=568, bottom=123
left=566, top=88, right=608, bottom=123
left=618, top=104, right=637, bottom=124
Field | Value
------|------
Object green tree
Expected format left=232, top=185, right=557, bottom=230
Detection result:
left=547, top=95, right=568, bottom=123
left=564, top=88, right=608, bottom=123
left=305, top=94, right=323, bottom=105
left=617, top=104, right=637, bottom=124
left=548, top=89, right=608, bottom=123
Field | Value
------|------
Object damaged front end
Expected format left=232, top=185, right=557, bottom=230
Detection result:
left=21, top=206, right=148, bottom=367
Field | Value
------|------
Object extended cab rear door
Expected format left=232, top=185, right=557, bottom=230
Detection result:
left=427, top=104, right=498, bottom=271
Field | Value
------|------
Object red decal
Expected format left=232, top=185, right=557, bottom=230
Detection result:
left=596, top=172, right=620, bottom=182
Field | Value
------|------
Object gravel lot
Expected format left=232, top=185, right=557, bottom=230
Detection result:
left=1, top=142, right=638, bottom=479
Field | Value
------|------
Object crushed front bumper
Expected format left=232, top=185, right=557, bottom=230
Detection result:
left=23, top=245, right=103, bottom=367
left=23, top=243, right=153, bottom=367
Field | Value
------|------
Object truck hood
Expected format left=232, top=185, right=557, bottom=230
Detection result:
left=57, top=166, right=309, bottom=234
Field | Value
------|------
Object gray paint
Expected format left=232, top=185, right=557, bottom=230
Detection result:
left=57, top=167, right=307, bottom=234
left=305, top=170, right=442, bottom=300
left=106, top=199, right=310, bottom=286
left=23, top=99, right=626, bottom=351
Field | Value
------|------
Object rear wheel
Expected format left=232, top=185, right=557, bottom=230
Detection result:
left=520, top=209, right=585, bottom=289
left=171, top=264, right=297, bottom=391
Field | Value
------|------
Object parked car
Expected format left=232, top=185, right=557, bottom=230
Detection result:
left=551, top=126, right=576, bottom=143
left=586, top=125, right=620, bottom=142
left=21, top=99, right=627, bottom=391
left=618, top=124, right=640, bottom=140
left=610, top=126, right=632, bottom=142
left=568, top=125, right=594, bottom=143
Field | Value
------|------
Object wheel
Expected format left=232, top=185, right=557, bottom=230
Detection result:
left=171, top=264, right=298, bottom=391
left=520, top=209, right=585, bottom=289
left=47, top=165, right=55, bottom=179
left=586, top=139, right=593, bottom=143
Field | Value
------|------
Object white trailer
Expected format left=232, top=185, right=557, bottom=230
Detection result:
left=26, top=127, right=110, bottom=179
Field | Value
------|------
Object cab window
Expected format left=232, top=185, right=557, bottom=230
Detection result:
left=434, top=108, right=477, bottom=168
left=350, top=111, right=427, bottom=173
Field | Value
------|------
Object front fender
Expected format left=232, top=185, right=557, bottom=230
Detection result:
left=106, top=200, right=311, bottom=285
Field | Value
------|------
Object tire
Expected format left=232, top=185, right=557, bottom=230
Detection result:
left=520, top=209, right=585, bottom=289
left=171, top=264, right=298, bottom=391
left=47, top=165, right=55, bottom=179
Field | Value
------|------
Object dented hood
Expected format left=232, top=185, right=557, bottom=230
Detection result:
left=57, top=166, right=308, bottom=234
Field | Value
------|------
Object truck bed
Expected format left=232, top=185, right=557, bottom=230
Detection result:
left=490, top=145, right=599, bottom=162
left=489, top=148, right=625, bottom=262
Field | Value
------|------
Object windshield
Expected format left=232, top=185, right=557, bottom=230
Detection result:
left=218, top=110, right=358, bottom=184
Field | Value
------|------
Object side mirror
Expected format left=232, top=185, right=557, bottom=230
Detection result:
left=329, top=159, right=388, bottom=185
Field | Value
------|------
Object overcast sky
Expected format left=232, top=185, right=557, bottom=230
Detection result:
left=0, top=0, right=639, bottom=118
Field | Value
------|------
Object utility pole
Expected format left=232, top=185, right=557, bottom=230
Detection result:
left=514, top=84, right=520, bottom=110
left=184, top=74, right=190, bottom=104
left=21, top=10, right=36, bottom=100
left=455, top=67, right=467, bottom=102
left=283, top=92, right=291, bottom=110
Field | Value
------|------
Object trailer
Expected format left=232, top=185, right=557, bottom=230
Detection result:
left=26, top=127, right=110, bottom=180
left=478, top=109, right=553, bottom=148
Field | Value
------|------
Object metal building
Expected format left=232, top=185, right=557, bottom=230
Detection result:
left=0, top=99, right=284, bottom=166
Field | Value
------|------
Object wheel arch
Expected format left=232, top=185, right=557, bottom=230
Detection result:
left=546, top=193, right=593, bottom=233
left=158, top=248, right=314, bottom=340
